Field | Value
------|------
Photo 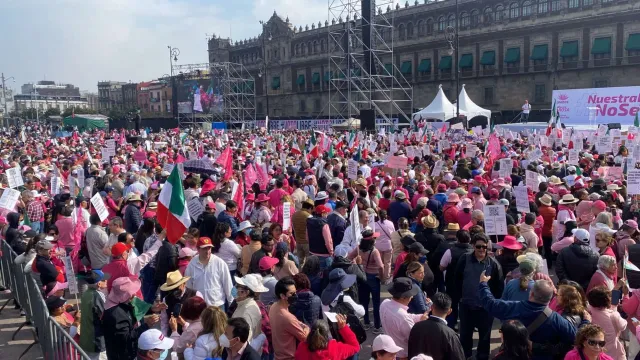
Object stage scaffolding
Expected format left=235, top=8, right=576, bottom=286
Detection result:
left=171, top=62, right=256, bottom=129
left=328, top=0, right=413, bottom=128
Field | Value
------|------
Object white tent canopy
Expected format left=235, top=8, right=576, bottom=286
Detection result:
left=412, top=84, right=467, bottom=121
left=455, top=84, right=491, bottom=124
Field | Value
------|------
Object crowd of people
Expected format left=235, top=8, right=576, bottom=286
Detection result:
left=2, top=121, right=640, bottom=360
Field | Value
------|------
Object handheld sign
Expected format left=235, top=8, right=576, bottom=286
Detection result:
left=187, top=198, right=204, bottom=221
left=62, top=254, right=79, bottom=295
left=514, top=186, right=530, bottom=213
left=628, top=169, right=640, bottom=195
left=484, top=205, right=508, bottom=236
left=90, top=192, right=110, bottom=222
left=6, top=167, right=24, bottom=188
left=0, top=188, right=20, bottom=210
left=347, top=160, right=358, bottom=180
left=282, top=202, right=292, bottom=231
left=387, top=156, right=408, bottom=170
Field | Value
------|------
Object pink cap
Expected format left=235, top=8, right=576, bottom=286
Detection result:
left=593, top=200, right=607, bottom=211
left=625, top=219, right=639, bottom=231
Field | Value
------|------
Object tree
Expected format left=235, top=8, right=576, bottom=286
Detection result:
left=21, top=108, right=38, bottom=119
left=44, top=107, right=61, bottom=118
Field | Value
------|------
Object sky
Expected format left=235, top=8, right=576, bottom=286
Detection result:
left=0, top=0, right=330, bottom=94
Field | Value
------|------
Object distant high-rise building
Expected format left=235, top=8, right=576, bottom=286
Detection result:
left=14, top=80, right=86, bottom=114
left=97, top=81, right=127, bottom=111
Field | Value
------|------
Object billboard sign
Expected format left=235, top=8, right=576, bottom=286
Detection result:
left=552, top=86, right=640, bottom=126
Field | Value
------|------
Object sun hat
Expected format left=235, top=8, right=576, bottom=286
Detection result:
left=572, top=228, right=590, bottom=244
left=539, top=194, right=553, bottom=206
left=559, top=194, right=579, bottom=205
left=147, top=202, right=158, bottom=210
left=259, top=256, right=279, bottom=271
left=320, top=268, right=357, bottom=306
left=197, top=237, right=214, bottom=248
left=421, top=214, right=439, bottom=229
left=234, top=274, right=268, bottom=293
left=444, top=223, right=461, bottom=233
left=315, top=191, right=329, bottom=201
left=105, top=276, right=141, bottom=310
left=138, top=329, right=175, bottom=351
left=518, top=259, right=536, bottom=277
left=461, top=198, right=473, bottom=209
left=372, top=335, right=404, bottom=353
left=496, top=235, right=524, bottom=250
left=238, top=220, right=254, bottom=232
left=179, top=247, right=198, bottom=258
left=127, top=194, right=142, bottom=202
left=548, top=176, right=563, bottom=185
left=607, top=184, right=621, bottom=191
left=498, top=198, right=510, bottom=206
left=625, top=219, right=639, bottom=231
left=46, top=281, right=69, bottom=297
left=447, top=193, right=460, bottom=203
left=160, top=270, right=191, bottom=292
left=255, top=193, right=269, bottom=203
left=388, top=277, right=420, bottom=298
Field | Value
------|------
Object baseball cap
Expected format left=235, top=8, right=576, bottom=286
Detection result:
left=572, top=228, right=590, bottom=244
left=315, top=205, right=331, bottom=214
left=593, top=200, right=607, bottom=211
left=498, top=198, right=510, bottom=206
left=197, top=237, right=214, bottom=248
left=372, top=335, right=403, bottom=353
left=111, top=242, right=130, bottom=257
left=259, top=256, right=279, bottom=271
left=138, top=329, right=175, bottom=351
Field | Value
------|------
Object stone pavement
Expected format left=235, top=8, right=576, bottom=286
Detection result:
left=0, top=290, right=43, bottom=360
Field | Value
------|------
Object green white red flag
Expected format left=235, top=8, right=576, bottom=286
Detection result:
left=157, top=166, right=191, bottom=244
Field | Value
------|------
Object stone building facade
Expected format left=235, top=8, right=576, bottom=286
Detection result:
left=208, top=0, right=640, bottom=120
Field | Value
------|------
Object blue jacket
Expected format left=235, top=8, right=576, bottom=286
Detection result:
left=501, top=278, right=534, bottom=302
left=291, top=290, right=323, bottom=327
left=388, top=200, right=411, bottom=227
left=479, top=282, right=576, bottom=359
left=433, top=193, right=448, bottom=207
left=407, top=277, right=429, bottom=314
left=327, top=212, right=348, bottom=247
left=217, top=211, right=239, bottom=238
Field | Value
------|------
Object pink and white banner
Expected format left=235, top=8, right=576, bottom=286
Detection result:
left=552, top=86, right=640, bottom=126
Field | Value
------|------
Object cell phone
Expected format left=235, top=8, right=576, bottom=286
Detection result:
left=632, top=317, right=639, bottom=323
left=612, top=289, right=622, bottom=305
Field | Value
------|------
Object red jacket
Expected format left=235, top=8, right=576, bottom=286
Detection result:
left=443, top=203, right=459, bottom=225
left=295, top=326, right=360, bottom=360
left=539, top=205, right=557, bottom=237
left=102, top=259, right=132, bottom=292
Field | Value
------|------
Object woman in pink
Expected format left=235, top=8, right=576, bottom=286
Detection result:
left=54, top=206, right=76, bottom=253
left=586, top=287, right=627, bottom=360
left=457, top=198, right=473, bottom=228
left=586, top=255, right=618, bottom=294
left=564, top=324, right=614, bottom=360
left=576, top=198, right=595, bottom=230
left=375, top=210, right=395, bottom=281
left=551, top=221, right=579, bottom=254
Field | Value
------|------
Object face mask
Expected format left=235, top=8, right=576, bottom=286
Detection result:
left=219, top=334, right=231, bottom=348
left=287, top=293, right=298, bottom=305
left=157, top=349, right=168, bottom=360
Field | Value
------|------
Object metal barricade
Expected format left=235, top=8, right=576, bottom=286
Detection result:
left=0, top=240, right=91, bottom=360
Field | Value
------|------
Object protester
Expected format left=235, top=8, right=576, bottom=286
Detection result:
left=269, top=276, right=310, bottom=360
left=184, top=236, right=233, bottom=307
left=586, top=286, right=627, bottom=360
left=294, top=315, right=360, bottom=359
left=220, top=317, right=262, bottom=360
left=136, top=328, right=175, bottom=360
left=183, top=306, right=227, bottom=360
left=79, top=270, right=110, bottom=360
left=564, top=324, right=614, bottom=360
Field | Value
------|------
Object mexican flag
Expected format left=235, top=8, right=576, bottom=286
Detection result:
left=546, top=100, right=556, bottom=137
left=307, top=131, right=320, bottom=159
left=157, top=166, right=191, bottom=244
left=290, top=141, right=302, bottom=155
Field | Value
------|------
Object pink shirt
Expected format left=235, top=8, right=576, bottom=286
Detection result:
left=379, top=299, right=423, bottom=358
left=55, top=217, right=75, bottom=249
left=551, top=236, right=575, bottom=253
left=268, top=188, right=288, bottom=209
left=587, top=305, right=626, bottom=360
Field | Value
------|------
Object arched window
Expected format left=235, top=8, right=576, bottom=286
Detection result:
left=308, top=42, right=313, bottom=55
left=295, top=44, right=299, bottom=56
left=426, top=18, right=434, bottom=34
left=522, top=1, right=533, bottom=15
left=407, top=22, right=414, bottom=38
left=496, top=5, right=505, bottom=20
left=300, top=44, right=305, bottom=55
left=460, top=12, right=470, bottom=27
left=447, top=14, right=456, bottom=28
left=313, top=41, right=319, bottom=53
left=538, top=0, right=549, bottom=12
left=417, top=20, right=425, bottom=36
left=484, top=7, right=494, bottom=22
left=509, top=2, right=519, bottom=18
left=398, top=23, right=406, bottom=40
left=320, top=39, right=326, bottom=52
left=471, top=10, right=480, bottom=26
left=438, top=16, right=446, bottom=31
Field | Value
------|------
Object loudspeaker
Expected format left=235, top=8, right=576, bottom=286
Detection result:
left=607, top=123, right=621, bottom=130
left=360, top=109, right=376, bottom=131
left=361, top=0, right=375, bottom=75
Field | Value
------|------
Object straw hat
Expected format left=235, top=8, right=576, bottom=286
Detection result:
left=539, top=194, right=553, bottom=206
left=421, top=214, right=439, bottom=229
left=159, top=270, right=191, bottom=291
left=558, top=194, right=579, bottom=205
left=548, top=176, right=564, bottom=185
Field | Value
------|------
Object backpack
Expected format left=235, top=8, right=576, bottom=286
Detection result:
left=329, top=295, right=367, bottom=344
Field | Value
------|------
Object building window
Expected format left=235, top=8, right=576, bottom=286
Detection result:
left=484, top=87, right=494, bottom=105
left=601, top=0, right=613, bottom=3
left=407, top=22, right=414, bottom=38
left=534, top=84, right=546, bottom=103
left=460, top=12, right=470, bottom=27
left=550, top=0, right=560, bottom=11
left=299, top=99, right=306, bottom=112
left=398, top=24, right=406, bottom=40
left=417, top=20, right=425, bottom=36
left=438, top=16, right=446, bottom=31
left=426, top=19, right=434, bottom=34
left=522, top=1, right=534, bottom=15
left=560, top=40, right=579, bottom=68
left=592, top=36, right=612, bottom=66
left=594, top=80, right=608, bottom=88
left=484, top=7, right=494, bottom=22
left=509, top=3, right=519, bottom=18
left=568, top=0, right=579, bottom=8
left=583, top=0, right=593, bottom=5
left=496, top=5, right=505, bottom=20
left=470, top=10, right=480, bottom=27
left=314, top=99, right=321, bottom=112
left=447, top=14, right=456, bottom=28
left=538, top=0, right=549, bottom=13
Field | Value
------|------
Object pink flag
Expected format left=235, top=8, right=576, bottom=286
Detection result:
left=119, top=129, right=127, bottom=145
left=175, top=154, right=186, bottom=164
left=233, top=179, right=245, bottom=221
left=255, top=163, right=269, bottom=191
left=215, top=147, right=234, bottom=181
left=245, top=163, right=258, bottom=189
left=487, top=133, right=501, bottom=161
left=198, top=141, right=204, bottom=158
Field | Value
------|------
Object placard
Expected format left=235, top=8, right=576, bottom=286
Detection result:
left=134, top=151, right=147, bottom=162
left=51, top=176, right=60, bottom=196
left=628, top=170, right=640, bottom=195
left=368, top=141, right=378, bottom=153
left=186, top=198, right=204, bottom=221
left=484, top=204, right=508, bottom=236
left=77, top=172, right=85, bottom=188
left=568, top=149, right=579, bottom=165
left=62, top=255, right=79, bottom=295
left=439, top=140, right=450, bottom=150
left=528, top=149, right=543, bottom=162
left=101, top=148, right=111, bottom=163
left=6, top=167, right=23, bottom=188
left=90, top=192, right=110, bottom=222
left=188, top=151, right=198, bottom=160
left=68, top=175, right=76, bottom=196
left=526, top=170, right=540, bottom=192
left=422, top=144, right=431, bottom=156
left=387, top=156, right=408, bottom=170
left=499, top=159, right=513, bottom=179
left=431, top=160, right=444, bottom=177
left=349, top=203, right=361, bottom=243
left=466, top=145, right=477, bottom=158
left=514, top=186, right=530, bottom=213
left=347, top=159, right=358, bottom=180
left=596, top=134, right=612, bottom=154
left=282, top=202, right=292, bottom=231
left=0, top=188, right=20, bottom=210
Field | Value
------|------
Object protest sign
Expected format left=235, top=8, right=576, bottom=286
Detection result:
left=568, top=149, right=579, bottom=165
left=0, top=188, right=20, bottom=211
left=514, top=186, right=530, bottom=213
left=484, top=205, right=508, bottom=236
left=431, top=160, right=444, bottom=177
left=499, top=159, right=513, bottom=179
left=282, top=202, right=292, bottom=231
left=187, top=198, right=204, bottom=221
left=528, top=149, right=543, bottom=162
left=62, top=255, right=79, bottom=295
left=422, top=144, right=431, bottom=156
left=387, top=156, right=408, bottom=169
left=90, top=193, right=110, bottom=222
left=77, top=172, right=85, bottom=188
left=628, top=170, right=640, bottom=195
left=134, top=151, right=147, bottom=162
left=6, top=167, right=23, bottom=188
left=526, top=170, right=540, bottom=191
left=439, top=140, right=450, bottom=150
left=188, top=151, right=198, bottom=160
left=347, top=160, right=358, bottom=180
left=51, top=177, right=60, bottom=196
left=596, top=135, right=612, bottom=154
left=101, top=148, right=111, bottom=163
left=369, top=141, right=378, bottom=153
left=466, top=144, right=477, bottom=158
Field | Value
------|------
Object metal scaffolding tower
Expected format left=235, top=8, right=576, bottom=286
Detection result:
left=172, top=62, right=256, bottom=129
left=328, top=0, right=413, bottom=127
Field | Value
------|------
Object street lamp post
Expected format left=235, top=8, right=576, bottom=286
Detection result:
left=168, top=46, right=180, bottom=119
left=259, top=20, right=273, bottom=119
left=445, top=0, right=460, bottom=121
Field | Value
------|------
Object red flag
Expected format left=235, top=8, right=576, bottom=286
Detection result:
left=307, top=145, right=320, bottom=160
left=362, top=148, right=369, bottom=160
left=255, top=163, right=269, bottom=190
left=245, top=163, right=258, bottom=189
left=215, top=147, right=233, bottom=181
left=233, top=179, right=245, bottom=221
left=176, top=154, right=186, bottom=163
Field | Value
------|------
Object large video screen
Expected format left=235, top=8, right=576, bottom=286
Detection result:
left=175, top=76, right=224, bottom=115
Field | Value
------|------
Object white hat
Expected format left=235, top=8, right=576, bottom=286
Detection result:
left=572, top=228, right=590, bottom=243
left=234, top=274, right=268, bottom=293
left=238, top=220, right=254, bottom=232
left=315, top=191, right=329, bottom=201
left=567, top=166, right=577, bottom=172
left=372, top=334, right=403, bottom=353
left=138, top=329, right=174, bottom=350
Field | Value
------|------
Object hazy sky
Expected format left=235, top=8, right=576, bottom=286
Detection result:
left=0, top=0, right=330, bottom=94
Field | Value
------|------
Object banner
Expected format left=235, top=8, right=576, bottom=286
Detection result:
left=552, top=87, right=640, bottom=126
left=484, top=205, right=508, bottom=236
left=254, top=118, right=400, bottom=131
left=90, top=193, right=110, bottom=222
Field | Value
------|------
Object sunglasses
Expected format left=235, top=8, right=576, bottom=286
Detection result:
left=475, top=245, right=488, bottom=250
left=587, top=339, right=606, bottom=348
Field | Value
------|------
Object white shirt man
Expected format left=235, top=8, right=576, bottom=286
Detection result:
left=522, top=101, right=531, bottom=114
left=185, top=237, right=233, bottom=307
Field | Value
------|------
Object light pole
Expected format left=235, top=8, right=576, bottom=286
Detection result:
left=168, top=46, right=180, bottom=119
left=259, top=20, right=273, bottom=119
left=445, top=0, right=460, bottom=121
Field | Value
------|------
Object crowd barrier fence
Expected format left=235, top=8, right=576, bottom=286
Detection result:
left=0, top=240, right=91, bottom=360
